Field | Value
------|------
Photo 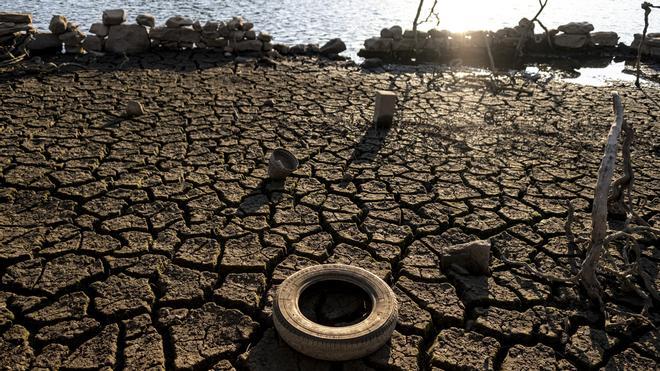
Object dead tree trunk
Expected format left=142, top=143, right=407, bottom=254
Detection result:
left=578, top=92, right=625, bottom=307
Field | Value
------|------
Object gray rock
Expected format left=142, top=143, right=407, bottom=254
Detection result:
left=58, top=30, right=85, bottom=46
left=320, top=38, right=346, bottom=55
left=439, top=240, right=491, bottom=275
left=245, top=30, right=256, bottom=40
left=262, top=42, right=273, bottom=51
left=126, top=101, right=145, bottom=117
left=235, top=40, right=263, bottom=52
left=361, top=58, right=383, bottom=69
left=102, top=9, right=126, bottom=26
left=229, top=30, right=245, bottom=40
left=105, top=24, right=150, bottom=54
left=364, top=37, right=392, bottom=52
left=89, top=23, right=108, bottom=37
left=227, top=16, right=244, bottom=30
left=590, top=31, right=618, bottom=47
left=243, top=22, right=254, bottom=31
left=149, top=27, right=201, bottom=43
left=49, top=15, right=67, bottom=35
left=273, top=43, right=289, bottom=55
left=166, top=15, right=193, bottom=28
left=389, top=25, right=403, bottom=40
left=428, top=29, right=450, bottom=39
left=392, top=38, right=415, bottom=52
left=82, top=35, right=103, bottom=52
left=403, top=29, right=426, bottom=40
left=553, top=33, right=588, bottom=48
left=557, top=21, right=594, bottom=35
left=0, top=12, right=32, bottom=24
left=136, top=14, right=155, bottom=28
left=192, top=20, right=202, bottom=31
left=27, top=32, right=61, bottom=52
left=257, top=32, right=272, bottom=42
left=381, top=28, right=394, bottom=39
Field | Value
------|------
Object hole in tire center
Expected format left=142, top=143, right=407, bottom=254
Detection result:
left=298, top=280, right=373, bottom=327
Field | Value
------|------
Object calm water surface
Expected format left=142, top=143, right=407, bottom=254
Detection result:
left=7, top=0, right=658, bottom=58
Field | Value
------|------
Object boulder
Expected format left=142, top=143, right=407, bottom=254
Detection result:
left=202, top=21, right=220, bottom=33
left=149, top=27, right=201, bottom=43
left=557, top=22, right=594, bottom=35
left=262, top=42, right=273, bottom=51
left=27, top=33, right=61, bottom=52
left=428, top=29, right=450, bottom=39
left=105, top=24, right=150, bottom=54
left=193, top=21, right=203, bottom=31
left=229, top=30, right=245, bottom=40
left=392, top=38, right=416, bottom=52
left=389, top=25, right=403, bottom=40
left=166, top=15, right=193, bottom=28
left=0, top=23, right=31, bottom=37
left=136, top=14, right=155, bottom=28
left=89, top=23, right=108, bottom=37
left=245, top=30, right=257, bottom=40
left=257, top=32, right=272, bottom=42
left=82, top=35, right=103, bottom=52
left=553, top=33, right=588, bottom=48
left=102, top=9, right=126, bottom=26
left=243, top=22, right=254, bottom=31
left=320, top=38, right=346, bottom=55
left=381, top=28, right=394, bottom=39
left=59, top=30, right=85, bottom=46
left=235, top=40, right=263, bottom=52
left=49, top=15, right=67, bottom=35
left=361, top=58, right=383, bottom=69
left=0, top=12, right=32, bottom=24
left=365, top=37, right=392, bottom=52
left=227, top=16, right=244, bottom=30
left=403, top=29, right=426, bottom=39
left=273, top=43, right=289, bottom=55
left=202, top=37, right=228, bottom=48
left=590, top=31, right=618, bottom=47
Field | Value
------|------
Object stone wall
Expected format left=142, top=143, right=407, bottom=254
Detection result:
left=15, top=9, right=347, bottom=59
left=359, top=20, right=658, bottom=64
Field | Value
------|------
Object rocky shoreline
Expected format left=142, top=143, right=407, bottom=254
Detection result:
left=1, top=9, right=659, bottom=71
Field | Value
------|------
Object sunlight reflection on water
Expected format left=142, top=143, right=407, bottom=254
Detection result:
left=4, top=0, right=659, bottom=83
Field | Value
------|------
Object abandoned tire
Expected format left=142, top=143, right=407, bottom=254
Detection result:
left=273, top=264, right=398, bottom=361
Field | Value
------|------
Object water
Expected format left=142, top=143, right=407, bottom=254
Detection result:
left=4, top=1, right=660, bottom=83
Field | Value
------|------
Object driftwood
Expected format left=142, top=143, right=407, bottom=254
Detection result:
left=501, top=92, right=660, bottom=314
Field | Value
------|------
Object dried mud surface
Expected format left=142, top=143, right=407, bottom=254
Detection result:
left=0, top=51, right=658, bottom=370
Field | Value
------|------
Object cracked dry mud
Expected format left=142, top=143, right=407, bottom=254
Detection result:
left=0, top=51, right=658, bottom=370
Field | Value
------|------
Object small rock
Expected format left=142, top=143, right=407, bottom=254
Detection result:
left=166, top=15, right=193, bottom=28
left=361, top=58, right=383, bottom=69
left=89, top=23, right=109, bottom=37
left=273, top=43, right=289, bottom=55
left=320, top=38, right=347, bottom=55
left=136, top=14, right=155, bottom=28
left=257, top=32, right=272, bottom=42
left=558, top=21, right=594, bottom=35
left=126, top=101, right=145, bottom=117
left=590, top=31, right=618, bottom=47
left=102, top=9, right=126, bottom=26
left=263, top=99, right=275, bottom=107
left=243, top=22, right=254, bottom=31
left=49, top=15, right=67, bottom=35
left=227, top=16, right=244, bottom=30
left=428, top=28, right=450, bottom=39
left=554, top=33, right=588, bottom=48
